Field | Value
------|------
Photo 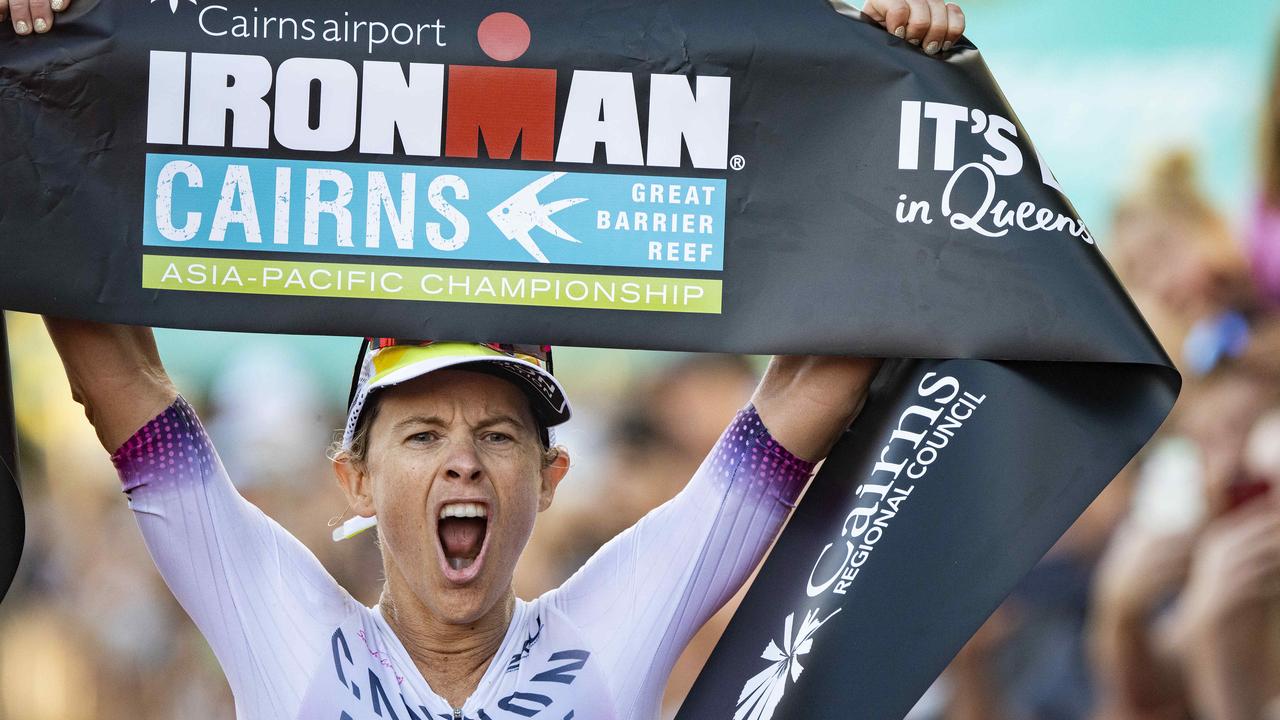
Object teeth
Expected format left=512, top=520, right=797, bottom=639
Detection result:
left=439, top=502, right=488, bottom=520
left=449, top=557, right=475, bottom=571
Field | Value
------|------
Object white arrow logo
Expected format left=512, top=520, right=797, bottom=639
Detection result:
left=487, top=172, right=587, bottom=264
left=734, top=607, right=842, bottom=720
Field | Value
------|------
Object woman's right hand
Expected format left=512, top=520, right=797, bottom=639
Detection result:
left=1, top=0, right=71, bottom=36
left=42, top=317, right=176, bottom=453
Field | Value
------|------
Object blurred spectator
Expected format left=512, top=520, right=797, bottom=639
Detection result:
left=1171, top=381, right=1280, bottom=720
left=1109, top=151, right=1255, bottom=370
left=1089, top=339, right=1280, bottom=720
left=923, top=135, right=1280, bottom=720
left=206, top=344, right=329, bottom=492
left=938, top=324, right=1280, bottom=720
left=910, top=475, right=1133, bottom=720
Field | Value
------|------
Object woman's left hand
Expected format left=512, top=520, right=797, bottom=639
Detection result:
left=861, top=0, right=966, bottom=56
left=751, top=356, right=882, bottom=463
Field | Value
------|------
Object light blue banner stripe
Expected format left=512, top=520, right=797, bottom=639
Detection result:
left=142, top=154, right=727, bottom=271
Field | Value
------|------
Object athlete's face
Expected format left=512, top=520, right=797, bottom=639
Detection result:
left=343, top=369, right=567, bottom=625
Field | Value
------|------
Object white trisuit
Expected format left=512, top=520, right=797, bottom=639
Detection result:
left=113, top=398, right=814, bottom=720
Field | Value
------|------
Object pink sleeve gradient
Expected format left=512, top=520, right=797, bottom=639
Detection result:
left=1248, top=195, right=1280, bottom=305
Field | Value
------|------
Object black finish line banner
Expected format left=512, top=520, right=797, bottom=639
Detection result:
left=0, top=1, right=1177, bottom=718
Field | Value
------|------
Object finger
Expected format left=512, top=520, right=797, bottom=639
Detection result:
left=1237, top=540, right=1280, bottom=575
left=0, top=0, right=7, bottom=24
left=943, top=3, right=965, bottom=51
left=883, top=1, right=910, bottom=39
left=1239, top=561, right=1280, bottom=600
left=27, top=0, right=49, bottom=32
left=921, top=0, right=950, bottom=55
left=903, top=0, right=932, bottom=46
left=1212, top=502, right=1280, bottom=541
left=861, top=0, right=888, bottom=23
left=1234, top=510, right=1280, bottom=545
left=1227, top=532, right=1280, bottom=583
left=8, top=0, right=30, bottom=35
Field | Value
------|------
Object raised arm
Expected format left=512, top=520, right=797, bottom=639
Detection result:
left=41, top=317, right=354, bottom=717
left=551, top=354, right=878, bottom=717
left=1088, top=520, right=1193, bottom=719
left=1174, top=502, right=1280, bottom=720
left=752, top=355, right=882, bottom=462
left=42, top=317, right=178, bottom=451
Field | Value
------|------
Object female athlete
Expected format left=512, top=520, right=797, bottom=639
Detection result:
left=27, top=1, right=965, bottom=718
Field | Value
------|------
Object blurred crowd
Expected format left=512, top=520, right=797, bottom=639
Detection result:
left=3, top=21, right=1280, bottom=720
left=906, top=33, right=1280, bottom=720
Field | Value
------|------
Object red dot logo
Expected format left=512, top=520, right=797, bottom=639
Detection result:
left=477, top=12, right=531, bottom=62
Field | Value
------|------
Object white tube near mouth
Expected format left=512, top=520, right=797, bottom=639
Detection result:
left=332, top=514, right=378, bottom=542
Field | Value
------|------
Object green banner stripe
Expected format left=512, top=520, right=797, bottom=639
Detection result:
left=142, top=255, right=722, bottom=314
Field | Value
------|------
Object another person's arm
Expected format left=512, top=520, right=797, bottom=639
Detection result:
left=1088, top=521, right=1193, bottom=720
left=43, top=318, right=355, bottom=718
left=1173, top=502, right=1280, bottom=720
left=943, top=606, right=1016, bottom=720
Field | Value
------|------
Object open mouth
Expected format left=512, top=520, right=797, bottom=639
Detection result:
left=436, top=502, right=489, bottom=581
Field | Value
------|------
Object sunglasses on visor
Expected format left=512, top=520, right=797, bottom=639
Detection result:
left=347, top=338, right=555, bottom=409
